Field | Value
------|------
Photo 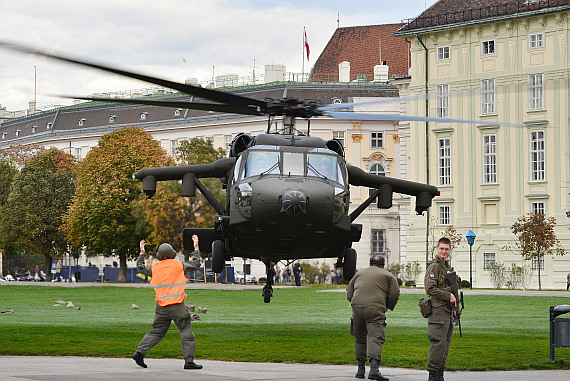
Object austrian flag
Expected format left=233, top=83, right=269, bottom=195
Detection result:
left=304, top=29, right=310, bottom=61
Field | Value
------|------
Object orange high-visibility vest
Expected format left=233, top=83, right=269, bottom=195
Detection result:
left=150, top=259, right=188, bottom=306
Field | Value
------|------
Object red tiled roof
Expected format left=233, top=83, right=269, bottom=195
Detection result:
left=311, top=24, right=409, bottom=82
left=397, top=0, right=570, bottom=33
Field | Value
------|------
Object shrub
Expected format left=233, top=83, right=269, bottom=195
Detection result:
left=405, top=280, right=416, bottom=287
left=461, top=279, right=471, bottom=289
left=397, top=278, right=403, bottom=286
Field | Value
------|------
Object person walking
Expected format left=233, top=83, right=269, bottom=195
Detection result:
left=424, top=237, right=457, bottom=381
left=346, top=255, right=399, bottom=380
left=132, top=235, right=203, bottom=370
left=293, top=260, right=302, bottom=286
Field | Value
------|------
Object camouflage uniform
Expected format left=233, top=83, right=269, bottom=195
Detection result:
left=347, top=266, right=400, bottom=362
left=424, top=257, right=454, bottom=372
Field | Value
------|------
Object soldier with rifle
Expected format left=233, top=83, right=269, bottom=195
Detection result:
left=423, top=237, right=463, bottom=381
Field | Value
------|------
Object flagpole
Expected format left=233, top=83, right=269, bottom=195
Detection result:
left=302, top=27, right=305, bottom=82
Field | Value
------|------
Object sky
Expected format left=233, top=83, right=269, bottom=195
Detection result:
left=0, top=0, right=437, bottom=111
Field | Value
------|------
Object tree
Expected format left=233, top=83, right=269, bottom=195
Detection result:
left=62, top=126, right=172, bottom=282
left=428, top=218, right=462, bottom=263
left=0, top=161, right=17, bottom=207
left=139, top=138, right=226, bottom=253
left=0, top=144, right=46, bottom=167
left=510, top=213, right=566, bottom=290
left=0, top=148, right=75, bottom=281
left=488, top=262, right=506, bottom=289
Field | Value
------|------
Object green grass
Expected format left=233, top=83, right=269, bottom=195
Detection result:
left=0, top=285, right=569, bottom=370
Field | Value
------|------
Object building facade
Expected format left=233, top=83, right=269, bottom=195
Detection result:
left=395, top=0, right=570, bottom=289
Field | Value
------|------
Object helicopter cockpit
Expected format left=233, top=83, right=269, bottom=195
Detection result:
left=235, top=145, right=346, bottom=186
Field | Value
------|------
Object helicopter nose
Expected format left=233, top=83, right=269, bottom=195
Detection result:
left=281, top=191, right=307, bottom=215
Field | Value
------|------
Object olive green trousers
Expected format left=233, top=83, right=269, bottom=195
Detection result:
left=426, top=306, right=454, bottom=371
left=350, top=306, right=386, bottom=361
left=136, top=302, right=196, bottom=363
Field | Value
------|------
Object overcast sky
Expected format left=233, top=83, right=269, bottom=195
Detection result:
left=0, top=0, right=437, bottom=111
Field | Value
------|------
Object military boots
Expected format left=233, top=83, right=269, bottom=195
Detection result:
left=355, top=359, right=366, bottom=379
left=368, top=359, right=389, bottom=381
left=428, top=370, right=442, bottom=381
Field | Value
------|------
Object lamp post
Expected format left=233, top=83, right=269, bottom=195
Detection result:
left=466, top=230, right=476, bottom=290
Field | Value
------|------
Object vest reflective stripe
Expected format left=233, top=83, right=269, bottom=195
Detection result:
left=150, top=259, right=187, bottom=306
left=154, top=282, right=187, bottom=289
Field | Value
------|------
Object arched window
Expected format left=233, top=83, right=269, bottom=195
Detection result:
left=370, top=164, right=385, bottom=176
left=368, top=164, right=386, bottom=200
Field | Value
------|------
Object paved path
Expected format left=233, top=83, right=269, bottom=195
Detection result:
left=1, top=356, right=569, bottom=381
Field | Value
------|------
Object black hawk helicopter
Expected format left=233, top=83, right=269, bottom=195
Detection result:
left=0, top=41, right=477, bottom=303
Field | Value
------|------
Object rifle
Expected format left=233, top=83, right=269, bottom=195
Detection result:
left=445, top=270, right=465, bottom=337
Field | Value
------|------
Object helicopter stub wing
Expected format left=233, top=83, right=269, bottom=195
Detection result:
left=134, top=157, right=235, bottom=203
left=347, top=165, right=439, bottom=216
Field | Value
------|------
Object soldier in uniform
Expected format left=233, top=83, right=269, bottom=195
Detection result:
left=424, top=237, right=457, bottom=381
left=132, top=235, right=203, bottom=370
left=347, top=255, right=400, bottom=380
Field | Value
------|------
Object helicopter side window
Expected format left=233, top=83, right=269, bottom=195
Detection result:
left=307, top=154, right=343, bottom=184
left=233, top=155, right=243, bottom=182
left=244, top=151, right=280, bottom=177
left=282, top=152, right=304, bottom=176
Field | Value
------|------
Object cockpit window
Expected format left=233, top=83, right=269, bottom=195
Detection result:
left=282, top=152, right=304, bottom=176
left=244, top=151, right=280, bottom=178
left=307, top=154, right=344, bottom=185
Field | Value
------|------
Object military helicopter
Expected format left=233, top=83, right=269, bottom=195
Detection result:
left=0, top=42, right=464, bottom=303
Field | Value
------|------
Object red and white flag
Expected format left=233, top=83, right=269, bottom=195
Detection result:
left=304, top=28, right=310, bottom=61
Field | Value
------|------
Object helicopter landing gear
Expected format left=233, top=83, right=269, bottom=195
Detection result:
left=343, top=248, right=357, bottom=281
left=263, top=285, right=273, bottom=303
left=262, top=261, right=274, bottom=303
left=334, top=247, right=357, bottom=281
left=211, top=240, right=225, bottom=273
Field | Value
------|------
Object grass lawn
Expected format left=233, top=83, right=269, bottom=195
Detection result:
left=0, top=285, right=569, bottom=370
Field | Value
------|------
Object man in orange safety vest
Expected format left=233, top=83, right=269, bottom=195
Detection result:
left=132, top=235, right=203, bottom=370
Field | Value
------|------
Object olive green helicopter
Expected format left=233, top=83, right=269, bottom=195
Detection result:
left=0, top=41, right=469, bottom=303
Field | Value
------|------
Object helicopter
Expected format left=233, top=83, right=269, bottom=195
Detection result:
left=0, top=41, right=462, bottom=303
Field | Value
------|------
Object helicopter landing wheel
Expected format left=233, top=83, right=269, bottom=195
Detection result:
left=263, top=285, right=273, bottom=303
left=343, top=248, right=357, bottom=281
left=211, top=240, right=225, bottom=273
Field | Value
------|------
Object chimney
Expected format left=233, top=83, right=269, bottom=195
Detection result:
left=28, top=100, right=37, bottom=114
left=264, top=64, right=286, bottom=83
left=339, top=61, right=350, bottom=82
left=373, top=63, right=389, bottom=82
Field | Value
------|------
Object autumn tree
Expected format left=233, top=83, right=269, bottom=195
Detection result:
left=0, top=143, right=46, bottom=167
left=140, top=138, right=226, bottom=255
left=62, top=126, right=172, bottom=282
left=0, top=161, right=17, bottom=207
left=510, top=213, right=566, bottom=290
left=0, top=148, right=75, bottom=281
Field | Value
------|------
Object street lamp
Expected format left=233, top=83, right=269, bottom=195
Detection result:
left=466, top=230, right=476, bottom=290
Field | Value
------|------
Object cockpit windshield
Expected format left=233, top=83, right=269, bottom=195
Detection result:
left=244, top=151, right=280, bottom=177
left=241, top=149, right=345, bottom=186
left=307, top=153, right=344, bottom=184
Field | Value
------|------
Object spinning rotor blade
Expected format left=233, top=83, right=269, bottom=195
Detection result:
left=324, top=111, right=500, bottom=125
left=59, top=95, right=264, bottom=116
left=0, top=41, right=266, bottom=111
